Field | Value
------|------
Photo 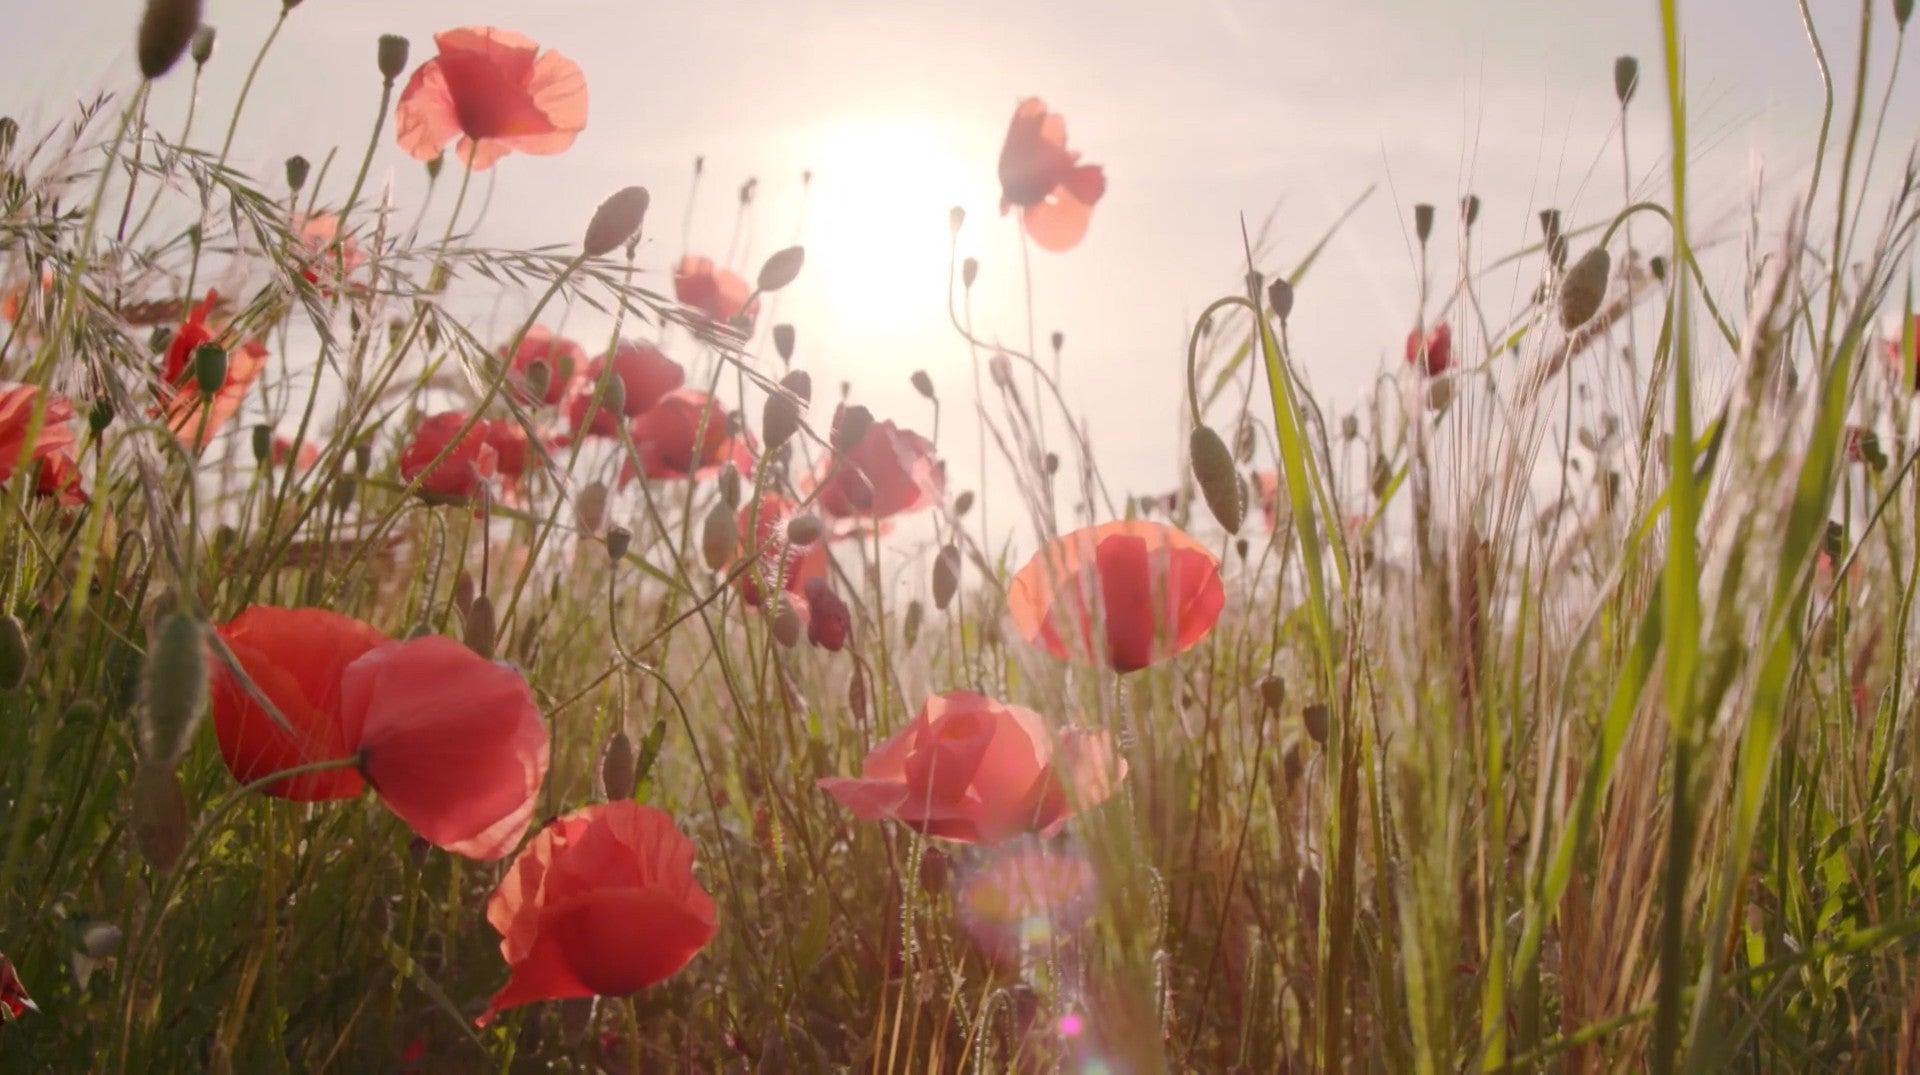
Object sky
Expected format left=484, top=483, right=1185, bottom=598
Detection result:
left=2, top=1, right=1915, bottom=534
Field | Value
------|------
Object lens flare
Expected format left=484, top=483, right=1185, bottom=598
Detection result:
left=957, top=840, right=1097, bottom=963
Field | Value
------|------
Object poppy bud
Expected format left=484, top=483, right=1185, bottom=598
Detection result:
left=786, top=513, right=823, bottom=546
left=1649, top=255, right=1668, bottom=282
left=1042, top=452, right=1059, bottom=476
left=595, top=371, right=626, bottom=415
left=1051, top=331, right=1065, bottom=354
left=602, top=730, right=636, bottom=800
left=193, top=343, right=227, bottom=397
left=773, top=323, right=796, bottom=362
left=1341, top=414, right=1360, bottom=440
left=329, top=475, right=356, bottom=512
left=953, top=491, right=974, bottom=518
left=1413, top=203, right=1434, bottom=243
left=189, top=25, right=215, bottom=67
left=131, top=759, right=190, bottom=871
left=716, top=464, right=742, bottom=507
left=281, top=156, right=310, bottom=195
left=576, top=481, right=609, bottom=534
left=464, top=594, right=496, bottom=660
left=1189, top=425, right=1244, bottom=533
left=989, top=352, right=1013, bottom=387
left=848, top=665, right=868, bottom=723
left=949, top=206, right=965, bottom=234
left=804, top=578, right=851, bottom=651
left=701, top=502, right=737, bottom=572
left=353, top=442, right=372, bottom=472
left=902, top=600, right=923, bottom=646
left=584, top=186, right=650, bottom=258
left=377, top=33, right=409, bottom=84
left=932, top=544, right=961, bottom=611
left=605, top=525, right=633, bottom=562
left=1302, top=703, right=1329, bottom=745
left=425, top=154, right=443, bottom=181
left=1559, top=246, right=1611, bottom=330
left=771, top=600, right=802, bottom=648
left=1462, top=194, right=1481, bottom=229
left=962, top=258, right=979, bottom=289
left=138, top=611, right=205, bottom=765
left=833, top=406, right=873, bottom=455
left=757, top=246, right=805, bottom=292
left=910, top=370, right=935, bottom=399
left=1897, top=0, right=1914, bottom=28
left=1257, top=674, right=1285, bottom=711
left=1236, top=537, right=1249, bottom=561
left=739, top=178, right=758, bottom=206
left=520, top=360, right=551, bottom=404
left=1267, top=277, right=1295, bottom=321
left=1613, top=56, right=1639, bottom=105
left=1233, top=420, right=1256, bottom=462
left=250, top=424, right=272, bottom=466
left=0, top=614, right=27, bottom=692
left=136, top=0, right=203, bottom=80
left=452, top=570, right=476, bottom=620
left=88, top=399, right=113, bottom=433
left=763, top=370, right=810, bottom=450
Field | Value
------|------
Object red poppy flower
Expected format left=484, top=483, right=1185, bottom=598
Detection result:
left=1007, top=519, right=1225, bottom=673
left=399, top=411, right=499, bottom=500
left=157, top=290, right=269, bottom=449
left=210, top=606, right=550, bottom=858
left=393, top=26, right=589, bottom=171
left=1405, top=322, right=1452, bottom=376
left=210, top=606, right=389, bottom=801
left=803, top=576, right=851, bottom=651
left=566, top=342, right=685, bottom=439
left=673, top=255, right=756, bottom=326
left=0, top=383, right=86, bottom=505
left=998, top=98, right=1107, bottom=253
left=0, top=952, right=35, bottom=1020
left=619, top=389, right=753, bottom=483
left=339, top=635, right=549, bottom=860
left=734, top=493, right=831, bottom=608
left=292, top=213, right=363, bottom=290
left=812, top=405, right=944, bottom=520
left=478, top=801, right=717, bottom=1025
left=480, top=417, right=540, bottom=484
left=818, top=690, right=1126, bottom=845
left=503, top=325, right=585, bottom=407
left=272, top=435, right=320, bottom=469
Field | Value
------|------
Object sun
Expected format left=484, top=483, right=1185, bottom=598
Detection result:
left=800, top=116, right=984, bottom=337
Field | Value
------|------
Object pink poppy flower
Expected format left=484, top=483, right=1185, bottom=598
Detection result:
left=998, top=98, right=1107, bottom=252
left=1405, top=322, right=1452, bottom=376
left=1007, top=519, right=1225, bottom=673
left=398, top=411, right=498, bottom=501
left=393, top=26, right=588, bottom=171
left=566, top=342, right=685, bottom=439
left=812, top=405, right=944, bottom=520
left=673, top=255, right=757, bottom=326
left=619, top=389, right=753, bottom=483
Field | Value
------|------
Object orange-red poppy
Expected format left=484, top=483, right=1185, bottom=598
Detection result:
left=1007, top=519, right=1225, bottom=673
left=1406, top=322, right=1452, bottom=376
left=998, top=98, right=1107, bottom=252
left=393, top=26, right=588, bottom=171
left=478, top=801, right=717, bottom=1025
left=0, top=383, right=86, bottom=506
left=398, top=411, right=498, bottom=500
left=292, top=213, right=363, bottom=291
left=818, top=690, right=1125, bottom=845
left=271, top=435, right=320, bottom=470
left=619, top=389, right=753, bottom=483
left=673, top=255, right=756, bottom=326
left=157, top=290, right=268, bottom=449
left=812, top=405, right=944, bottom=520
left=502, top=325, right=585, bottom=407
left=0, top=951, right=34, bottom=1020
left=210, top=606, right=550, bottom=859
left=566, top=342, right=684, bottom=439
left=480, top=417, right=540, bottom=484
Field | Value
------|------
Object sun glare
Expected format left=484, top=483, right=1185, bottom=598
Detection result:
left=802, top=117, right=981, bottom=337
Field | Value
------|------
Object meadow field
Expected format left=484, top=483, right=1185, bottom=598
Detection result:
left=2, top=0, right=1920, bottom=1070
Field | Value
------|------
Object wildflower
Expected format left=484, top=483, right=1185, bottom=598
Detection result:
left=502, top=325, right=586, bottom=407
left=998, top=97, right=1107, bottom=252
left=1007, top=519, right=1225, bottom=673
left=734, top=492, right=830, bottom=609
left=271, top=435, right=320, bottom=469
left=620, top=390, right=753, bottom=483
left=673, top=255, right=756, bottom=325
left=0, top=384, right=87, bottom=505
left=210, top=606, right=549, bottom=859
left=0, top=951, right=35, bottom=1019
left=393, top=26, right=588, bottom=171
left=803, top=576, right=851, bottom=651
left=566, top=342, right=684, bottom=439
left=477, top=801, right=717, bottom=1025
left=1405, top=322, right=1452, bottom=376
left=818, top=690, right=1126, bottom=845
left=480, top=417, right=541, bottom=486
left=157, top=290, right=267, bottom=448
left=292, top=213, right=362, bottom=291
left=811, top=404, right=944, bottom=521
left=398, top=411, right=498, bottom=500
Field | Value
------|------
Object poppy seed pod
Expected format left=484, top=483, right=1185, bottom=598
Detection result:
left=1190, top=425, right=1244, bottom=534
left=139, top=611, right=206, bottom=765
left=932, top=544, right=961, bottom=611
left=1257, top=674, right=1286, bottom=711
left=962, top=258, right=979, bottom=289
left=989, top=353, right=1013, bottom=387
left=1267, top=277, right=1295, bottom=321
left=250, top=424, right=272, bottom=466
left=701, top=502, right=737, bottom=572
left=605, top=525, right=632, bottom=562
left=193, top=344, right=227, bottom=398
left=137, top=0, right=204, bottom=80
left=773, top=323, right=796, bottom=362
left=1897, top=0, right=1914, bottom=29
left=0, top=614, right=28, bottom=692
left=1302, top=703, right=1329, bottom=745
left=771, top=600, right=802, bottom=648
left=1559, top=246, right=1611, bottom=330
left=189, top=25, right=215, bottom=67
left=1614, top=55, right=1639, bottom=105
left=463, top=595, right=496, bottom=660
left=284, top=154, right=309, bottom=192
left=949, top=206, right=965, bottom=234
left=911, top=370, right=935, bottom=399
left=131, top=759, right=190, bottom=871
left=833, top=405, right=873, bottom=456
left=602, top=730, right=636, bottom=800
left=785, top=513, right=823, bottom=546
left=594, top=371, right=627, bottom=416
left=1462, top=194, right=1481, bottom=229
left=329, top=475, right=357, bottom=512
left=953, top=490, right=974, bottom=518
left=762, top=370, right=811, bottom=450
left=377, top=34, right=410, bottom=84
left=1051, top=330, right=1065, bottom=352
left=583, top=187, right=650, bottom=258
left=1413, top=203, right=1435, bottom=243
left=757, top=246, right=805, bottom=293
